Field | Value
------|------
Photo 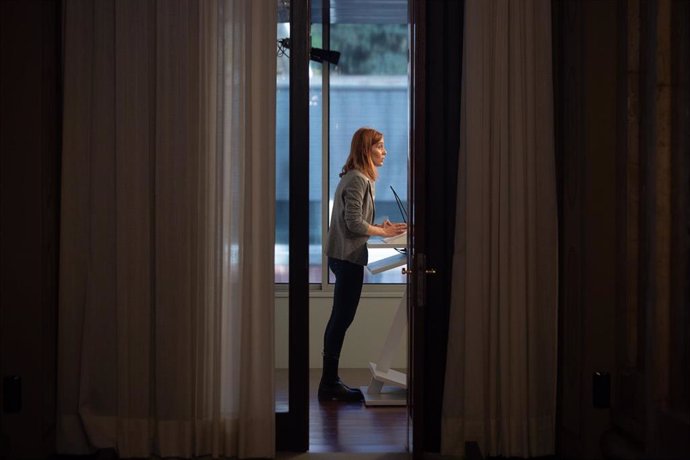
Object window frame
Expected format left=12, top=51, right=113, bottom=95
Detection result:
left=275, top=1, right=409, bottom=294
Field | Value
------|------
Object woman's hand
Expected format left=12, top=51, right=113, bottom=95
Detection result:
left=380, top=220, right=407, bottom=237
left=368, top=219, right=406, bottom=237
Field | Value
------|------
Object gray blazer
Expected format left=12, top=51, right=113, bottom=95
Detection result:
left=325, top=169, right=375, bottom=265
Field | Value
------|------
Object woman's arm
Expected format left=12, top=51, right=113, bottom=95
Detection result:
left=342, top=182, right=371, bottom=235
left=342, top=175, right=406, bottom=237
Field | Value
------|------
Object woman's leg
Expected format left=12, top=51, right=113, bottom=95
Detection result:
left=323, top=257, right=364, bottom=360
left=319, top=257, right=364, bottom=401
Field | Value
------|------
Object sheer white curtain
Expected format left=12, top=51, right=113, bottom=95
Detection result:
left=442, top=0, right=558, bottom=457
left=57, top=1, right=275, bottom=458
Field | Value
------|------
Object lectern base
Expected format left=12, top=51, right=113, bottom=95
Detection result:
left=360, top=385, right=407, bottom=406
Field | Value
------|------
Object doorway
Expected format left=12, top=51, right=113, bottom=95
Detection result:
left=274, top=0, right=414, bottom=454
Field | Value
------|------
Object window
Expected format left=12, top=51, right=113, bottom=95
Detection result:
left=275, top=0, right=409, bottom=286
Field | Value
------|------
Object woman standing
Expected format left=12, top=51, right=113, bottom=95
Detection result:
left=319, top=127, right=407, bottom=402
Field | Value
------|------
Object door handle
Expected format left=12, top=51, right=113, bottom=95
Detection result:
left=402, top=267, right=412, bottom=275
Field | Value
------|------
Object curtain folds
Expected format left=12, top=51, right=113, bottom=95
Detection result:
left=57, top=1, right=276, bottom=458
left=442, top=0, right=558, bottom=457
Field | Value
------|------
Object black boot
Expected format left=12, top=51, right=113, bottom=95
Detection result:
left=318, top=380, right=364, bottom=402
left=318, top=353, right=363, bottom=402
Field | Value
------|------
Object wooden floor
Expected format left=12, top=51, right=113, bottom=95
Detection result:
left=276, top=369, right=409, bottom=453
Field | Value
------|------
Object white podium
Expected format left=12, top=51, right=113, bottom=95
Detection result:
left=361, top=237, right=408, bottom=406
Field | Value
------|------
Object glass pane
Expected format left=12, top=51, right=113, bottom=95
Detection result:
left=275, top=2, right=289, bottom=413
left=329, top=23, right=409, bottom=284
left=275, top=19, right=290, bottom=284
left=309, top=23, right=323, bottom=284
left=276, top=22, right=324, bottom=284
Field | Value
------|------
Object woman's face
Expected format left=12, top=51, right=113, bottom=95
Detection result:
left=370, top=137, right=386, bottom=167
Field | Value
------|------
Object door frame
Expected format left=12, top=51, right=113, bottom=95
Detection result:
left=275, top=0, right=310, bottom=451
left=276, top=0, right=433, bottom=453
left=409, top=0, right=426, bottom=456
left=409, top=0, right=464, bottom=455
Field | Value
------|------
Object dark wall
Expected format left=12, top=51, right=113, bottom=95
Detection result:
left=553, top=1, right=619, bottom=457
left=554, top=0, right=690, bottom=458
left=0, top=1, right=60, bottom=458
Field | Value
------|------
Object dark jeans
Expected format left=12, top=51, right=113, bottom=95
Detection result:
left=323, top=257, right=364, bottom=359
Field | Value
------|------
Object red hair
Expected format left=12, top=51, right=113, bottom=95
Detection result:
left=340, top=127, right=382, bottom=180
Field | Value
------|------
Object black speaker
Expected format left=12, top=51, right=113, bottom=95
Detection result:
left=593, top=371, right=611, bottom=408
left=2, top=375, right=21, bottom=413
